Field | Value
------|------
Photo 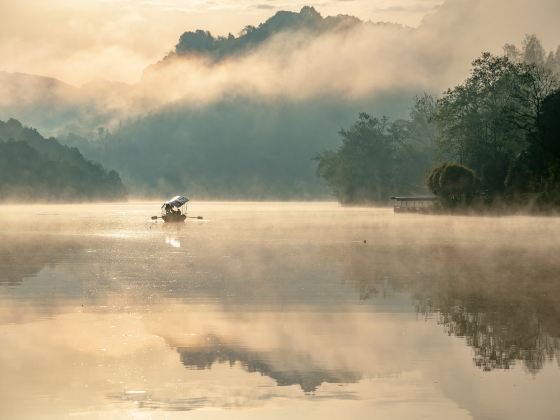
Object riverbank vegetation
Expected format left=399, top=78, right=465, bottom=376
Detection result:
left=315, top=95, right=436, bottom=204
left=316, top=35, right=560, bottom=210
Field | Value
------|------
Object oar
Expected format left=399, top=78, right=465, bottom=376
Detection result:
left=150, top=215, right=203, bottom=220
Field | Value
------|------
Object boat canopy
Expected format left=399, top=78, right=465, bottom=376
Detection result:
left=162, top=195, right=189, bottom=208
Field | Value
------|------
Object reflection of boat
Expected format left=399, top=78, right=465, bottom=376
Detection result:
left=161, top=196, right=188, bottom=223
left=165, top=236, right=181, bottom=248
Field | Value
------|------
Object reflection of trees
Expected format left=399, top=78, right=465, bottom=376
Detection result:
left=177, top=336, right=360, bottom=393
left=0, top=234, right=81, bottom=286
left=342, top=243, right=560, bottom=373
left=437, top=303, right=560, bottom=372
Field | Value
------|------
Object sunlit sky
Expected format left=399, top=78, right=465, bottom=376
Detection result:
left=0, top=0, right=443, bottom=84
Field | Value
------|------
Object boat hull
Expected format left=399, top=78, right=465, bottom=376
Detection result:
left=162, top=214, right=186, bottom=223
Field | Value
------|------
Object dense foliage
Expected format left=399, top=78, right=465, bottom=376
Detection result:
left=434, top=54, right=529, bottom=196
left=433, top=35, right=560, bottom=208
left=506, top=90, right=560, bottom=206
left=0, top=119, right=126, bottom=201
left=315, top=96, right=437, bottom=204
left=427, top=163, right=478, bottom=207
left=316, top=35, right=560, bottom=209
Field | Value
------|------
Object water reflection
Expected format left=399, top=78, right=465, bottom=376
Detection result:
left=177, top=335, right=361, bottom=393
left=1, top=203, right=560, bottom=419
left=165, top=236, right=181, bottom=248
left=344, top=243, right=560, bottom=373
left=0, top=234, right=82, bottom=286
left=2, top=222, right=560, bottom=377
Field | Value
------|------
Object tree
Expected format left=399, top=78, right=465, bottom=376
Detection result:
left=434, top=46, right=559, bottom=199
left=427, top=162, right=478, bottom=207
left=539, top=91, right=560, bottom=158
left=506, top=90, right=560, bottom=206
left=391, top=94, right=438, bottom=193
left=315, top=113, right=397, bottom=203
left=315, top=101, right=437, bottom=204
left=522, top=34, right=546, bottom=67
left=435, top=54, right=527, bottom=194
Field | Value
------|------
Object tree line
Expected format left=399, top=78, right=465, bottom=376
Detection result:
left=315, top=95, right=436, bottom=203
left=0, top=118, right=126, bottom=201
left=316, top=34, right=560, bottom=210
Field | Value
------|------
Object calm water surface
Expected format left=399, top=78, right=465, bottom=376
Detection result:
left=1, top=202, right=559, bottom=419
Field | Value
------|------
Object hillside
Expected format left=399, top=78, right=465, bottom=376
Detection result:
left=1, top=2, right=559, bottom=199
left=0, top=119, right=126, bottom=201
left=170, top=6, right=370, bottom=60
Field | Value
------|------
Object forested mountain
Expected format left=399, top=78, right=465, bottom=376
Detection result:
left=63, top=94, right=411, bottom=199
left=169, top=6, right=371, bottom=60
left=0, top=119, right=126, bottom=201
left=1, top=2, right=559, bottom=199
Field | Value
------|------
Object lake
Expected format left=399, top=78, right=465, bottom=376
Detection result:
left=1, top=202, right=559, bottom=419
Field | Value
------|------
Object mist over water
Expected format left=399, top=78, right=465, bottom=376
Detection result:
left=2, top=0, right=560, bottom=417
left=1, top=202, right=560, bottom=419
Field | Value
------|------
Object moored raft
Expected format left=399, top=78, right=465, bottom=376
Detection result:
left=391, top=196, right=437, bottom=213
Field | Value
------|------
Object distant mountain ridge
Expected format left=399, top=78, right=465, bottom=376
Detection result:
left=1, top=1, right=558, bottom=199
left=169, top=7, right=370, bottom=60
left=141, top=6, right=402, bottom=83
left=0, top=118, right=126, bottom=201
left=0, top=71, right=136, bottom=137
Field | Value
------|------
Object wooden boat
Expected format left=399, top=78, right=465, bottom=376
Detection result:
left=160, top=195, right=188, bottom=223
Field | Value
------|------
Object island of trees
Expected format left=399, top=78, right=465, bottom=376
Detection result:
left=316, top=35, right=560, bottom=211
left=0, top=119, right=126, bottom=201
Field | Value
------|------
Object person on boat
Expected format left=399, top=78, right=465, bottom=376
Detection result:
left=164, top=203, right=182, bottom=217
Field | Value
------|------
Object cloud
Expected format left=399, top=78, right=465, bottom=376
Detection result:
left=372, top=3, right=439, bottom=13
left=0, top=0, right=445, bottom=85
left=124, top=0, right=560, bottom=108
left=0, top=0, right=559, bottom=136
left=252, top=4, right=277, bottom=9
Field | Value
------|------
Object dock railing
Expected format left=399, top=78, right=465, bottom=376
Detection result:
left=390, top=196, right=438, bottom=213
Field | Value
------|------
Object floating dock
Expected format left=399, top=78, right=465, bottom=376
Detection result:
left=391, top=196, right=438, bottom=213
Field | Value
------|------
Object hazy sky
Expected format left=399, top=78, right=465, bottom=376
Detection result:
left=0, top=0, right=443, bottom=84
left=1, top=0, right=559, bottom=91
